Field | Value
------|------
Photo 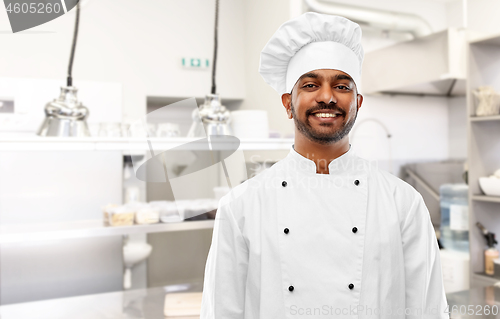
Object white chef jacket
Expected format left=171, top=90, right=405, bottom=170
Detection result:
left=201, top=144, right=449, bottom=319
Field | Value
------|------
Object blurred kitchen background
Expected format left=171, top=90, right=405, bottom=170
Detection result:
left=2, top=0, right=500, bottom=317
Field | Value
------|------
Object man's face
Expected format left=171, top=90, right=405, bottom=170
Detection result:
left=281, top=69, right=363, bottom=145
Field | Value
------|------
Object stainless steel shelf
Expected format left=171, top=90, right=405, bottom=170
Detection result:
left=469, top=32, right=500, bottom=46
left=0, top=137, right=294, bottom=151
left=0, top=219, right=215, bottom=244
left=467, top=37, right=500, bottom=292
left=0, top=285, right=203, bottom=319
left=473, top=272, right=500, bottom=285
left=470, top=115, right=500, bottom=122
left=472, top=195, right=500, bottom=203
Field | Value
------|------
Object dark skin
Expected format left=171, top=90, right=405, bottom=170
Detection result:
left=281, top=69, right=363, bottom=174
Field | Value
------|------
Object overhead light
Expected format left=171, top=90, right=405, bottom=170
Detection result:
left=187, top=0, right=232, bottom=138
left=37, top=1, right=90, bottom=137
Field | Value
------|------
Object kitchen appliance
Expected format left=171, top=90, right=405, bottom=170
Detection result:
left=187, top=0, right=232, bottom=138
left=362, top=28, right=467, bottom=97
left=37, top=1, right=90, bottom=137
left=439, top=183, right=469, bottom=253
left=187, top=94, right=231, bottom=137
left=37, top=86, right=90, bottom=137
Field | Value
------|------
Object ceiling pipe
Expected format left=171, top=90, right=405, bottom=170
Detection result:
left=304, top=0, right=433, bottom=38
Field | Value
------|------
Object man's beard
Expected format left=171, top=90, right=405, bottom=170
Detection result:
left=291, top=101, right=358, bottom=145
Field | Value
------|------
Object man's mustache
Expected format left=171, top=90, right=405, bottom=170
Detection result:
left=307, top=103, right=345, bottom=116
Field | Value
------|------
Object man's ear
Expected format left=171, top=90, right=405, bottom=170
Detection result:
left=357, top=94, right=363, bottom=111
left=281, top=93, right=293, bottom=119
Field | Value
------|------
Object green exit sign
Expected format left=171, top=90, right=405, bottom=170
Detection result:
left=182, top=58, right=210, bottom=69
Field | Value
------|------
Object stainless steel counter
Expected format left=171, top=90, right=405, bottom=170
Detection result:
left=0, top=283, right=203, bottom=319
left=447, top=286, right=500, bottom=318
left=1, top=284, right=498, bottom=319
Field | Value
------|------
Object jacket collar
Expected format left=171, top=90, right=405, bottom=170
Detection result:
left=285, top=143, right=358, bottom=175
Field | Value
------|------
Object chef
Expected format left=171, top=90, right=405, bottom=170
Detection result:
left=201, top=12, right=448, bottom=319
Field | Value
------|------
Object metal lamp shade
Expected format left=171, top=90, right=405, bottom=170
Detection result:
left=37, top=86, right=90, bottom=137
left=187, top=94, right=232, bottom=137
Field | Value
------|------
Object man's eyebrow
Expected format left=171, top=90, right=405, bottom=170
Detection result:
left=332, top=74, right=353, bottom=83
left=298, top=72, right=353, bottom=83
left=298, top=72, right=320, bottom=82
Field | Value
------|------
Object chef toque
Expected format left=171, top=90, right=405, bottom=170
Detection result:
left=259, top=12, right=364, bottom=95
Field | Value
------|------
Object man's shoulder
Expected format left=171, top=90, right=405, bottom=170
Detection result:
left=367, top=160, right=420, bottom=203
left=367, top=165, right=425, bottom=228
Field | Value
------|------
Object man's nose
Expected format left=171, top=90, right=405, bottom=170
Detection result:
left=316, top=85, right=336, bottom=104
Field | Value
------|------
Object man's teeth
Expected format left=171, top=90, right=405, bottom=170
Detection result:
left=313, top=113, right=338, bottom=118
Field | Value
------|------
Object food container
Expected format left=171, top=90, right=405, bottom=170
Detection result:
left=149, top=201, right=169, bottom=216
left=102, top=204, right=119, bottom=226
left=473, top=86, right=500, bottom=116
left=108, top=205, right=136, bottom=226
left=135, top=206, right=160, bottom=224
left=156, top=200, right=184, bottom=223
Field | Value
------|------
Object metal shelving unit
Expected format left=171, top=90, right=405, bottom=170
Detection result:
left=0, top=137, right=294, bottom=151
left=470, top=115, right=500, bottom=122
left=0, top=219, right=215, bottom=244
left=472, top=195, right=500, bottom=204
left=0, top=137, right=293, bottom=241
left=467, top=33, right=500, bottom=287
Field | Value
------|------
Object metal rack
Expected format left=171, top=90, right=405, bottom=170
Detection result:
left=0, top=137, right=294, bottom=151
left=0, top=219, right=215, bottom=244
left=467, top=32, right=500, bottom=287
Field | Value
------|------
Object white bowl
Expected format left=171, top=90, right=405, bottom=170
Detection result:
left=123, top=242, right=152, bottom=268
left=479, top=177, right=500, bottom=196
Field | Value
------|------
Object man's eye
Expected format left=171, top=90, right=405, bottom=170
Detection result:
left=303, top=84, right=316, bottom=88
left=337, top=85, right=349, bottom=90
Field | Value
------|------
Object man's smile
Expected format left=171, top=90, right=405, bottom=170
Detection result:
left=308, top=112, right=343, bottom=123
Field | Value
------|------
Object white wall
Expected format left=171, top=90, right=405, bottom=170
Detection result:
left=239, top=0, right=295, bottom=135
left=351, top=95, right=450, bottom=175
left=0, top=77, right=122, bottom=135
left=446, top=0, right=466, bottom=29
left=464, top=0, right=500, bottom=36
left=0, top=0, right=246, bottom=123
